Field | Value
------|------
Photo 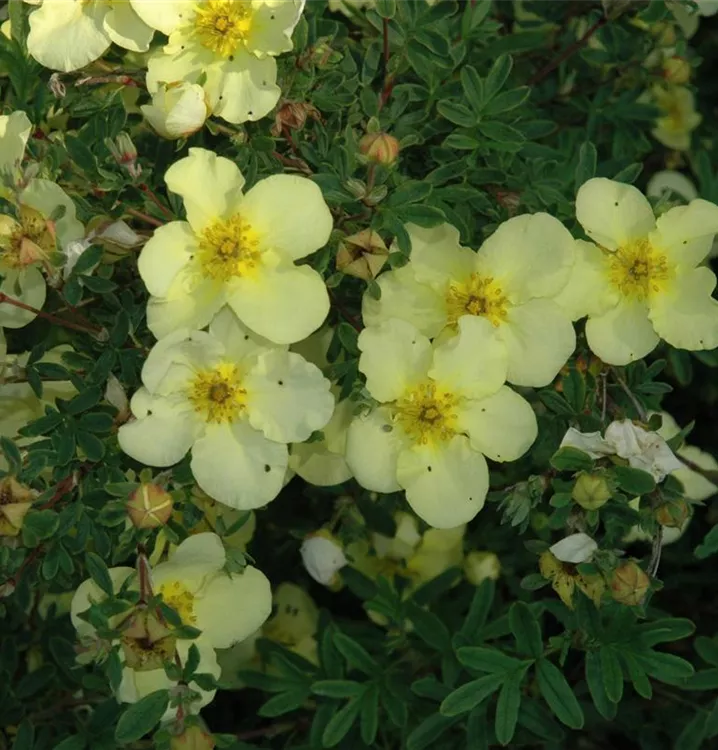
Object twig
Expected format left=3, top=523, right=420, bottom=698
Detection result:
left=378, top=17, right=394, bottom=110
left=125, top=207, right=164, bottom=228
left=140, top=184, right=174, bottom=219
left=610, top=367, right=648, bottom=422
left=647, top=525, right=663, bottom=577
left=0, top=292, right=103, bottom=335
left=528, top=15, right=609, bottom=86
left=599, top=371, right=608, bottom=424
left=36, top=473, right=78, bottom=510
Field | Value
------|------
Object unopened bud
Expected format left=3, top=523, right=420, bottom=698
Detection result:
left=141, top=82, right=210, bottom=140
left=0, top=476, right=36, bottom=537
left=464, top=551, right=501, bottom=586
left=610, top=561, right=650, bottom=606
left=359, top=132, right=400, bottom=166
left=170, top=724, right=215, bottom=750
left=336, top=229, right=389, bottom=281
left=127, top=484, right=173, bottom=529
left=572, top=473, right=612, bottom=511
left=301, top=531, right=347, bottom=586
left=663, top=56, right=691, bottom=85
left=655, top=498, right=691, bottom=529
left=106, top=132, right=141, bottom=179
left=120, top=606, right=176, bottom=671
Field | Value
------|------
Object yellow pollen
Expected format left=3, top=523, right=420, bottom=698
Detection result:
left=394, top=382, right=458, bottom=445
left=197, top=213, right=262, bottom=281
left=157, top=580, right=197, bottom=625
left=189, top=362, right=247, bottom=424
left=607, top=238, right=673, bottom=300
left=193, top=0, right=254, bottom=57
left=445, top=273, right=509, bottom=327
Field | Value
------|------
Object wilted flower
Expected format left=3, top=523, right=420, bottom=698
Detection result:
left=336, top=229, right=389, bottom=281
left=610, top=561, right=650, bottom=606
left=301, top=532, right=347, bottom=586
left=549, top=532, right=598, bottom=564
left=0, top=476, right=36, bottom=537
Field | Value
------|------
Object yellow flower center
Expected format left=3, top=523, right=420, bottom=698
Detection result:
left=188, top=362, right=247, bottom=424
left=0, top=207, right=55, bottom=269
left=607, top=238, right=673, bottom=301
left=157, top=580, right=197, bottom=625
left=193, top=0, right=254, bottom=57
left=197, top=213, right=262, bottom=281
left=394, top=382, right=458, bottom=446
left=445, top=273, right=509, bottom=327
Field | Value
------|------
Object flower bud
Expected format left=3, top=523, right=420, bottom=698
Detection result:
left=663, top=56, right=691, bottom=85
left=336, top=229, right=389, bottom=281
left=141, top=83, right=210, bottom=140
left=301, top=531, right=347, bottom=586
left=655, top=498, right=691, bottom=529
left=127, top=484, right=173, bottom=529
left=271, top=100, right=321, bottom=137
left=170, top=724, right=215, bottom=750
left=359, top=132, right=400, bottom=166
left=464, top=551, right=501, bottom=586
left=120, top=606, right=176, bottom=671
left=105, top=132, right=141, bottom=179
left=572, top=473, right=612, bottom=510
left=0, top=476, right=36, bottom=537
left=610, top=561, right=650, bottom=606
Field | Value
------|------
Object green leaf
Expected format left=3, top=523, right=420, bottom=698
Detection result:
left=114, top=690, right=169, bottom=744
left=360, top=685, right=379, bottom=745
left=637, top=618, right=695, bottom=647
left=611, top=466, right=656, bottom=496
left=457, top=647, right=528, bottom=674
left=461, top=0, right=491, bottom=36
left=495, top=672, right=522, bottom=746
left=695, top=636, right=718, bottom=666
left=52, top=736, right=87, bottom=750
left=408, top=604, right=451, bottom=652
left=550, top=447, right=595, bottom=472
left=407, top=714, right=460, bottom=750
left=440, top=673, right=505, bottom=717
left=443, top=133, right=481, bottom=150
left=476, top=120, right=525, bottom=146
left=508, top=602, right=542, bottom=658
left=575, top=141, right=597, bottom=190
left=65, top=387, right=103, bottom=415
left=258, top=688, right=309, bottom=717
left=375, top=0, right=396, bottom=17
left=76, top=430, right=106, bottom=461
left=333, top=632, right=378, bottom=675
left=78, top=412, right=115, bottom=434
left=0, top=436, right=22, bottom=473
left=11, top=720, right=34, bottom=750
left=387, top=180, right=432, bottom=207
left=437, top=99, right=476, bottom=127
left=633, top=650, right=694, bottom=684
left=460, top=579, right=494, bottom=638
left=599, top=647, right=624, bottom=703
left=484, top=86, right=530, bottom=116
left=683, top=668, right=718, bottom=691
left=381, top=686, right=407, bottom=728
left=22, top=510, right=59, bottom=546
left=85, top=552, right=114, bottom=597
left=484, top=54, right=513, bottom=101
left=536, top=659, right=584, bottom=729
left=676, top=711, right=708, bottom=750
left=311, top=680, right=365, bottom=698
left=322, top=697, right=362, bottom=747
left=585, top=651, right=617, bottom=720
left=460, top=65, right=484, bottom=111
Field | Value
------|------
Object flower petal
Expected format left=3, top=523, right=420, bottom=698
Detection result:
left=137, top=221, right=195, bottom=298
left=550, top=533, right=597, bottom=564
left=345, top=407, right=406, bottom=492
left=552, top=240, right=618, bottom=320
left=358, top=319, right=432, bottom=403
left=362, top=265, right=447, bottom=337
left=195, top=567, right=272, bottom=649
left=0, top=267, right=46, bottom=329
left=406, top=222, right=475, bottom=287
left=118, top=405, right=200, bottom=467
left=20, top=178, right=84, bottom=247
left=167, top=532, right=226, bottom=572
left=129, top=0, right=185, bottom=34
left=245, top=350, right=334, bottom=442
left=397, top=435, right=488, bottom=528
left=477, top=213, right=575, bottom=301
left=651, top=200, right=718, bottom=269
left=646, top=170, right=698, bottom=203
left=0, top=111, right=32, bottom=176
left=649, top=266, right=718, bottom=351
left=576, top=178, right=656, bottom=250
left=165, top=147, right=246, bottom=232
left=429, top=316, right=507, bottom=400
left=71, top=567, right=134, bottom=636
left=245, top=0, right=300, bottom=55
left=190, top=422, right=288, bottom=510
left=240, top=174, right=332, bottom=261
left=104, top=0, right=153, bottom=51
left=497, top=299, right=576, bottom=387
left=208, top=305, right=279, bottom=360
left=560, top=427, right=613, bottom=458
left=586, top=299, right=659, bottom=365
left=207, top=52, right=280, bottom=124
left=228, top=265, right=329, bottom=344
left=457, top=386, right=537, bottom=462
left=27, top=0, right=109, bottom=72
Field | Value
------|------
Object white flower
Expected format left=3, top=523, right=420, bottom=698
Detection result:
left=133, top=0, right=304, bottom=124
left=646, top=170, right=699, bottom=204
left=141, top=82, right=210, bottom=140
left=549, top=533, right=597, bottom=564
left=362, top=217, right=576, bottom=387
left=138, top=147, right=332, bottom=344
left=301, top=534, right=347, bottom=586
left=345, top=318, right=537, bottom=528
left=118, top=307, right=334, bottom=510
left=560, top=419, right=684, bottom=482
left=26, top=0, right=154, bottom=72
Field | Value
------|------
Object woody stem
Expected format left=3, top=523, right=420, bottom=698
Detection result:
left=0, top=292, right=103, bottom=335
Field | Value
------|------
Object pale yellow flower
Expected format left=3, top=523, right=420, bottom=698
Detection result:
left=141, top=82, right=210, bottom=140
left=651, top=85, right=701, bottom=151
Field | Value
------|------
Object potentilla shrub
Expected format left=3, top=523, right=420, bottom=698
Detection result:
left=3, top=0, right=718, bottom=748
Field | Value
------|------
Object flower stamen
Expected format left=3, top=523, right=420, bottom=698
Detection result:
left=394, top=382, right=458, bottom=445
left=188, top=362, right=247, bottom=424
left=607, top=238, right=673, bottom=300
left=445, top=273, right=509, bottom=327
left=193, top=0, right=254, bottom=57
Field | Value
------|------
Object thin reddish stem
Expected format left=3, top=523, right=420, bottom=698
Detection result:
left=125, top=207, right=164, bottom=228
left=0, top=292, right=102, bottom=335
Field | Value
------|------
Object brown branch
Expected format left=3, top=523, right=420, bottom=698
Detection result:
left=140, top=184, right=174, bottom=219
left=378, top=17, right=394, bottom=110
left=610, top=367, right=648, bottom=422
left=0, top=292, right=103, bottom=335
left=125, top=207, right=164, bottom=228
left=528, top=15, right=609, bottom=86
